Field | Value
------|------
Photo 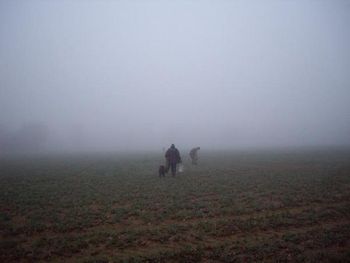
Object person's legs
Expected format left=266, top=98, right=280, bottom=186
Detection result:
left=171, top=163, right=176, bottom=176
left=165, top=160, right=170, bottom=173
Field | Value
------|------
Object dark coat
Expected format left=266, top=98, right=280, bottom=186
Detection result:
left=165, top=147, right=181, bottom=164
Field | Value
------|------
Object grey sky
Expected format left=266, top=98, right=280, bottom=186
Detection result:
left=1, top=0, right=349, bottom=152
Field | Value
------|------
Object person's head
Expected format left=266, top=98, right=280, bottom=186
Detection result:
left=171, top=144, right=175, bottom=148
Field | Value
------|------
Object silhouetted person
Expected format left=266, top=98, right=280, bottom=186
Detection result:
left=189, top=147, right=200, bottom=165
left=165, top=144, right=182, bottom=176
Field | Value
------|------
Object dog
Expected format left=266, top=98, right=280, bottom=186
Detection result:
left=158, top=165, right=166, bottom=177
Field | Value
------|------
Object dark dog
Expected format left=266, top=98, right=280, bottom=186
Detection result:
left=158, top=165, right=166, bottom=177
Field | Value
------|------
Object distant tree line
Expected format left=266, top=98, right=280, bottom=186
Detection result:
left=0, top=123, right=49, bottom=153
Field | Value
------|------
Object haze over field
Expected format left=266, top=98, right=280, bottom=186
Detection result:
left=1, top=0, right=349, bottom=153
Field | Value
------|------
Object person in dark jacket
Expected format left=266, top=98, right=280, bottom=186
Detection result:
left=165, top=144, right=182, bottom=176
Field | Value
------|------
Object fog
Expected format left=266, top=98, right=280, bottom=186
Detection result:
left=1, top=0, right=349, bottom=153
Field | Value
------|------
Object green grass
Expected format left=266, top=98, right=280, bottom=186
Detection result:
left=0, top=149, right=349, bottom=262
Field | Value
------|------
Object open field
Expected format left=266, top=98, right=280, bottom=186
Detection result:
left=0, top=149, right=349, bottom=262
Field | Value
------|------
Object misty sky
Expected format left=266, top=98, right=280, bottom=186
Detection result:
left=0, top=0, right=349, bottom=152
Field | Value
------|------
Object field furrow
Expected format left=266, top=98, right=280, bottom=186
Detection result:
left=1, top=151, right=349, bottom=262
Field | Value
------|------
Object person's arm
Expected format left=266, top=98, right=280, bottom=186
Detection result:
left=177, top=150, right=182, bottom=163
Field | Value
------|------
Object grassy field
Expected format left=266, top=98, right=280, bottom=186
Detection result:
left=0, top=149, right=349, bottom=262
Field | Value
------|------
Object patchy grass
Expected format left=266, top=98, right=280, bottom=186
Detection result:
left=0, top=149, right=349, bottom=262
